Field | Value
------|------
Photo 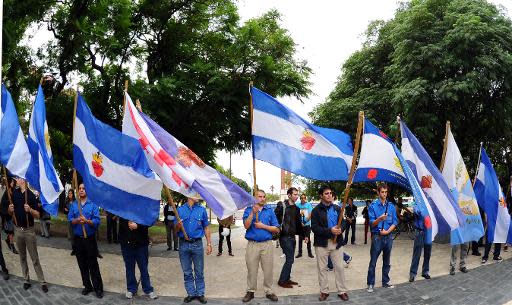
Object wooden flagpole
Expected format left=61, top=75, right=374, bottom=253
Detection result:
left=439, top=121, right=450, bottom=172
left=472, top=142, right=483, bottom=188
left=334, top=111, right=364, bottom=242
left=249, top=82, right=261, bottom=222
left=2, top=166, right=17, bottom=226
left=131, top=96, right=189, bottom=240
left=72, top=88, right=87, bottom=238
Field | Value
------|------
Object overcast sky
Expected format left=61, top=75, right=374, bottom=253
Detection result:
left=215, top=0, right=512, bottom=195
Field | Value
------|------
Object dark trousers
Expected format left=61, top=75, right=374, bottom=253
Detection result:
left=409, top=230, right=431, bottom=277
left=278, top=236, right=295, bottom=284
left=121, top=244, right=153, bottom=294
left=218, top=226, right=232, bottom=254
left=364, top=219, right=370, bottom=244
left=483, top=242, right=501, bottom=260
left=74, top=236, right=103, bottom=292
left=106, top=218, right=118, bottom=243
left=0, top=236, right=7, bottom=272
left=297, top=225, right=312, bottom=255
left=367, top=234, right=393, bottom=286
left=344, top=221, right=356, bottom=244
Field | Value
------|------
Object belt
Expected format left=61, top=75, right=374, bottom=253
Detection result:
left=180, top=237, right=202, bottom=243
left=74, top=235, right=94, bottom=239
left=15, top=226, right=34, bottom=231
left=247, top=239, right=271, bottom=243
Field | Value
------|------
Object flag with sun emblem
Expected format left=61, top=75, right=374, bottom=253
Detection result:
left=474, top=147, right=512, bottom=244
left=250, top=87, right=353, bottom=181
left=353, top=119, right=408, bottom=188
left=25, top=85, right=64, bottom=215
left=401, top=121, right=465, bottom=238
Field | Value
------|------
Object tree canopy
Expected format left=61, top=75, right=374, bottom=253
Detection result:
left=3, top=0, right=311, bottom=183
left=311, top=0, right=512, bottom=192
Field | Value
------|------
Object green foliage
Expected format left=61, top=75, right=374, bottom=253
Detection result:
left=3, top=0, right=311, bottom=183
left=311, top=0, right=512, bottom=183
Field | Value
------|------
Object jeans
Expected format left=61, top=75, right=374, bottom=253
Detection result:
left=367, top=234, right=393, bottom=286
left=327, top=252, right=351, bottom=269
left=278, top=236, right=296, bottom=284
left=179, top=239, right=205, bottom=296
left=409, top=230, right=431, bottom=277
left=121, top=244, right=153, bottom=294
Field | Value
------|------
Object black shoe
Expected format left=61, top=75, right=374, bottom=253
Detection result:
left=42, top=284, right=48, bottom=293
left=167, top=247, right=171, bottom=251
left=174, top=248, right=179, bottom=251
left=70, top=250, right=76, bottom=256
left=295, top=254, right=302, bottom=258
left=450, top=268, right=455, bottom=275
left=96, top=290, right=104, bottom=298
left=23, top=283, right=31, bottom=290
left=421, top=274, right=431, bottom=279
left=12, top=245, right=19, bottom=254
left=197, top=295, right=207, bottom=304
left=266, top=293, right=278, bottom=302
left=242, top=292, right=254, bottom=303
left=308, top=254, right=314, bottom=258
left=183, top=296, right=194, bottom=303
left=409, top=276, right=414, bottom=282
left=97, top=254, right=103, bottom=259
left=472, top=252, right=482, bottom=256
left=82, top=288, right=93, bottom=295
left=459, top=267, right=468, bottom=273
left=2, top=269, right=9, bottom=281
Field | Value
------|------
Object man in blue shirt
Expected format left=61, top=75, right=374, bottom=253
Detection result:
left=68, top=183, right=103, bottom=298
left=242, top=190, right=280, bottom=303
left=296, top=194, right=314, bottom=258
left=174, top=195, right=212, bottom=304
left=366, top=183, right=398, bottom=293
left=408, top=209, right=432, bottom=282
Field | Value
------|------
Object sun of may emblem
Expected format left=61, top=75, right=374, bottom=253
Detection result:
left=91, top=151, right=104, bottom=177
left=300, top=129, right=316, bottom=150
left=393, top=157, right=403, bottom=173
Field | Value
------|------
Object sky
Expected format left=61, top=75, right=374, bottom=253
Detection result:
left=215, top=0, right=512, bottom=196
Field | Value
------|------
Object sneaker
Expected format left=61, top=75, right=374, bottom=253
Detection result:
left=493, top=256, right=503, bottom=262
left=382, top=283, right=394, bottom=289
left=280, top=254, right=285, bottom=258
left=125, top=291, right=133, bottom=299
left=147, top=291, right=158, bottom=299
left=367, top=285, right=374, bottom=293
left=421, top=274, right=431, bottom=279
left=481, top=258, right=487, bottom=264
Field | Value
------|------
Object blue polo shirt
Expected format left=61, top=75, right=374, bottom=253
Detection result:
left=68, top=199, right=101, bottom=237
left=243, top=205, right=279, bottom=242
left=413, top=209, right=425, bottom=230
left=176, top=202, right=209, bottom=239
left=368, top=199, right=398, bottom=234
left=326, top=204, right=339, bottom=228
left=296, top=201, right=313, bottom=226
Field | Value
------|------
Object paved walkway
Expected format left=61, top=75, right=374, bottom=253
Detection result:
left=1, top=225, right=512, bottom=303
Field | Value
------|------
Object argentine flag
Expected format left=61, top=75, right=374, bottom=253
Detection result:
left=441, top=126, right=484, bottom=245
left=25, top=85, right=64, bottom=215
left=0, top=85, right=30, bottom=178
left=251, top=87, right=353, bottom=181
left=353, top=119, right=408, bottom=188
left=401, top=121, right=465, bottom=237
left=73, top=93, right=163, bottom=226
left=473, top=147, right=512, bottom=244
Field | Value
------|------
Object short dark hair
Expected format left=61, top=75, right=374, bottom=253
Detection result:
left=377, top=183, right=388, bottom=192
left=318, top=185, right=332, bottom=196
left=256, top=189, right=266, bottom=196
left=287, top=187, right=298, bottom=195
left=300, top=193, right=307, bottom=198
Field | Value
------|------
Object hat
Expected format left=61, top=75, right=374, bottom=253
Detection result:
left=188, top=193, right=202, bottom=200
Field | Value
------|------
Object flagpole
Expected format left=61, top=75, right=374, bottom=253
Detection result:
left=72, top=88, right=87, bottom=238
left=334, top=111, right=364, bottom=242
left=2, top=166, right=18, bottom=226
left=249, top=81, right=261, bottom=222
left=439, top=121, right=450, bottom=172
left=133, top=97, right=189, bottom=240
left=472, top=142, right=483, bottom=187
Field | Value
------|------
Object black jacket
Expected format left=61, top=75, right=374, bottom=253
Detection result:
left=274, top=200, right=305, bottom=238
left=163, top=204, right=176, bottom=225
left=311, top=202, right=345, bottom=249
left=118, top=218, right=150, bottom=248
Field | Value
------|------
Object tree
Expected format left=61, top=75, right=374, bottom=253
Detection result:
left=311, top=0, right=512, bottom=180
left=3, top=1, right=311, bottom=183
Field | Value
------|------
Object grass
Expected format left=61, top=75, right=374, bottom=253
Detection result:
left=41, top=213, right=220, bottom=244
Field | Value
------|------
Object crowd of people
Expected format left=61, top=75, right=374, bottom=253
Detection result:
left=0, top=176, right=508, bottom=304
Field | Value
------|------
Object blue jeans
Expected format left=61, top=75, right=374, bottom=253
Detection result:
left=278, top=236, right=296, bottom=284
left=367, top=234, right=393, bottom=286
left=121, top=244, right=153, bottom=294
left=179, top=239, right=205, bottom=296
left=409, top=230, right=431, bottom=277
left=327, top=252, right=351, bottom=269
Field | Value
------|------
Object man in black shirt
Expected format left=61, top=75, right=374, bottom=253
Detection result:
left=344, top=198, right=357, bottom=245
left=119, top=217, right=158, bottom=299
left=274, top=187, right=305, bottom=288
left=7, top=178, right=47, bottom=292
left=106, top=211, right=118, bottom=244
left=163, top=201, right=178, bottom=251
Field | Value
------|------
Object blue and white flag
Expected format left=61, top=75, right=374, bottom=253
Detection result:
left=122, top=93, right=255, bottom=219
left=25, top=85, right=64, bottom=215
left=474, top=147, right=512, bottom=244
left=441, top=126, right=484, bottom=244
left=0, top=85, right=30, bottom=178
left=353, top=119, right=408, bottom=188
left=401, top=121, right=465, bottom=237
left=251, top=87, right=353, bottom=181
left=73, top=93, right=163, bottom=226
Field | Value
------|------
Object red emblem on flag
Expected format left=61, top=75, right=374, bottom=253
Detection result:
left=420, top=175, right=432, bottom=189
left=300, top=129, right=316, bottom=150
left=177, top=147, right=206, bottom=168
left=367, top=169, right=378, bottom=180
left=379, top=131, right=389, bottom=139
left=424, top=215, right=432, bottom=229
left=91, top=152, right=104, bottom=177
